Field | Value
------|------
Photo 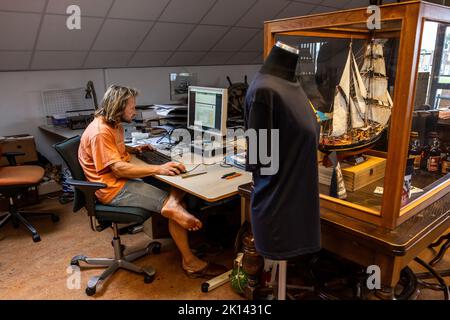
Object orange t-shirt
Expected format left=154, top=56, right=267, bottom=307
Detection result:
left=78, top=117, right=131, bottom=204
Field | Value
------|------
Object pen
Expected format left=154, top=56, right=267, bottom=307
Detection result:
left=221, top=172, right=236, bottom=179
left=225, top=173, right=242, bottom=180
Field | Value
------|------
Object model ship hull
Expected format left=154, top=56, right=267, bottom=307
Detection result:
left=319, top=121, right=385, bottom=153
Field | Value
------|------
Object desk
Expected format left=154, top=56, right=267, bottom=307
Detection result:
left=238, top=183, right=450, bottom=299
left=132, top=155, right=252, bottom=202
left=39, top=125, right=83, bottom=139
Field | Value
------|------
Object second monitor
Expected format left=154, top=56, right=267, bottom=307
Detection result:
left=188, top=86, right=228, bottom=138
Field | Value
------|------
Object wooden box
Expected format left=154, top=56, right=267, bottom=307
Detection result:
left=319, top=155, right=386, bottom=192
left=341, top=156, right=386, bottom=191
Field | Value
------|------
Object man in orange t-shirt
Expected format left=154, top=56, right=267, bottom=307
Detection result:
left=79, top=85, right=226, bottom=278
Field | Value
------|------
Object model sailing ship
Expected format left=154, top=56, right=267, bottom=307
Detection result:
left=319, top=40, right=393, bottom=153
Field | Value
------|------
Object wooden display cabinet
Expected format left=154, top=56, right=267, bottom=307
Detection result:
left=264, top=0, right=450, bottom=230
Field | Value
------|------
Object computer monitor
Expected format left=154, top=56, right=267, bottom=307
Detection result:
left=188, top=86, right=228, bottom=138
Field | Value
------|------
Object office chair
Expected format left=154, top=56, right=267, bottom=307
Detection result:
left=0, top=151, right=59, bottom=242
left=54, top=135, right=161, bottom=296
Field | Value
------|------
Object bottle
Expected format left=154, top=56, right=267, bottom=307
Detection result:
left=427, top=135, right=441, bottom=173
left=408, top=132, right=422, bottom=171
left=441, top=145, right=450, bottom=174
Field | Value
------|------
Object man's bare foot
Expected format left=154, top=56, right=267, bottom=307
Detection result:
left=161, top=197, right=202, bottom=231
left=182, top=258, right=207, bottom=273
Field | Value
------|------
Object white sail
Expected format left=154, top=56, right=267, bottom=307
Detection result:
left=363, top=76, right=389, bottom=101
left=350, top=98, right=365, bottom=128
left=331, top=50, right=351, bottom=137
left=361, top=58, right=386, bottom=76
left=368, top=102, right=391, bottom=126
left=365, top=42, right=384, bottom=58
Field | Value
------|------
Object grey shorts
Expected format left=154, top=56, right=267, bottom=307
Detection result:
left=109, top=179, right=169, bottom=213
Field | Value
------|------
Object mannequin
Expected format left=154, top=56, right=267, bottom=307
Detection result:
left=244, top=41, right=321, bottom=261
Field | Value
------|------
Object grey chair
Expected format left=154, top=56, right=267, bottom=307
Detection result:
left=54, top=135, right=161, bottom=296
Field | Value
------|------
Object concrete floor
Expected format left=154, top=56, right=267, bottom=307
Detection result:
left=0, top=196, right=448, bottom=300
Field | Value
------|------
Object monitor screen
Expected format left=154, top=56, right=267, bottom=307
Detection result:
left=188, top=86, right=228, bottom=137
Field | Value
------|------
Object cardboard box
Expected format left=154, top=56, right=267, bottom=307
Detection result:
left=0, top=134, right=38, bottom=166
left=319, top=155, right=386, bottom=192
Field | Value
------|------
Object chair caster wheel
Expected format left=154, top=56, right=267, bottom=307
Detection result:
left=51, top=215, right=59, bottom=222
left=151, top=243, right=161, bottom=254
left=85, top=286, right=96, bottom=296
left=144, top=274, right=154, bottom=284
left=32, top=234, right=41, bottom=242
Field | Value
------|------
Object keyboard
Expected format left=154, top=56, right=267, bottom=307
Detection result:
left=137, top=150, right=172, bottom=165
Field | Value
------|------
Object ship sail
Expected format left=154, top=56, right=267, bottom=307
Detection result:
left=362, top=40, right=393, bottom=127
left=331, top=50, right=351, bottom=137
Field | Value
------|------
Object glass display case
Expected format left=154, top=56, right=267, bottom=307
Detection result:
left=264, top=1, right=450, bottom=230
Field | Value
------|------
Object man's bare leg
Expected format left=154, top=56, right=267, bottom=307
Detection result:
left=168, top=219, right=207, bottom=272
left=161, top=188, right=202, bottom=231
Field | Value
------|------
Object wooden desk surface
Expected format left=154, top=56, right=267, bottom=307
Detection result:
left=132, top=155, right=252, bottom=203
left=39, top=125, right=84, bottom=139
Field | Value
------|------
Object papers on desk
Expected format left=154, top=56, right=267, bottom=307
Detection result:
left=154, top=105, right=187, bottom=117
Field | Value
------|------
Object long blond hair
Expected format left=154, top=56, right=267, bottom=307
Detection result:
left=95, top=85, right=138, bottom=126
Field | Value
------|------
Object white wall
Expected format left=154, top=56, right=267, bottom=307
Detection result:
left=0, top=64, right=260, bottom=164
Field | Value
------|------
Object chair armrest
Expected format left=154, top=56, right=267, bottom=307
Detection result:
left=66, top=178, right=106, bottom=191
left=65, top=179, right=107, bottom=216
left=1, top=152, right=25, bottom=165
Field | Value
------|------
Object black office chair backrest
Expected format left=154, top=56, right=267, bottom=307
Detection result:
left=54, top=135, right=86, bottom=212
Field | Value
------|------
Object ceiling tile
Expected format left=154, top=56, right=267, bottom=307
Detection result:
left=201, top=0, right=256, bottom=26
left=92, top=19, right=152, bottom=51
left=236, top=0, right=290, bottom=28
left=0, top=0, right=46, bottom=12
left=343, top=0, right=395, bottom=9
left=139, top=23, right=195, bottom=51
left=318, top=0, right=346, bottom=8
left=0, top=12, right=41, bottom=50
left=128, top=51, right=171, bottom=67
left=241, top=30, right=263, bottom=51
left=0, top=52, right=32, bottom=70
left=212, top=27, right=259, bottom=51
left=199, top=51, right=235, bottom=65
left=46, top=0, right=113, bottom=17
left=275, top=2, right=316, bottom=19
left=84, top=51, right=134, bottom=68
left=226, top=51, right=261, bottom=65
left=292, top=0, right=323, bottom=4
left=31, top=51, right=86, bottom=69
left=165, top=52, right=205, bottom=66
left=159, top=0, right=215, bottom=24
left=309, top=5, right=339, bottom=14
left=108, top=0, right=170, bottom=20
left=36, top=15, right=103, bottom=50
left=179, top=25, right=228, bottom=51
